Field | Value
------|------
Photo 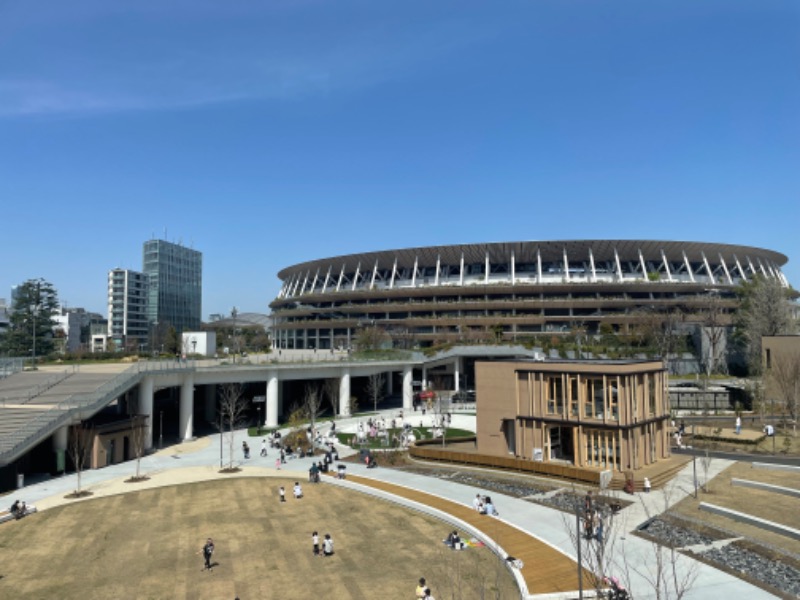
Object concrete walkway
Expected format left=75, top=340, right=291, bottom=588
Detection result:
left=11, top=409, right=778, bottom=600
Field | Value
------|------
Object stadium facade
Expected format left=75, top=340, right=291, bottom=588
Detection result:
left=270, top=240, right=790, bottom=350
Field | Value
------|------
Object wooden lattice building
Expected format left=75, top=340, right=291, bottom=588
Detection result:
left=476, top=360, right=671, bottom=472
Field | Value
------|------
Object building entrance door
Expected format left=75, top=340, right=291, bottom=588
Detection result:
left=550, top=427, right=574, bottom=462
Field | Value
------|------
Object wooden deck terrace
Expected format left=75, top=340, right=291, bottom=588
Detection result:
left=409, top=440, right=692, bottom=493
left=338, top=473, right=591, bottom=597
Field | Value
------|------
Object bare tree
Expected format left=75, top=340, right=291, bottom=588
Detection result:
left=766, top=351, right=800, bottom=436
left=302, top=382, right=324, bottom=432
left=355, top=325, right=390, bottom=352
left=366, top=373, right=385, bottom=412
left=218, top=383, right=248, bottom=470
left=127, top=399, right=149, bottom=481
left=68, top=423, right=94, bottom=497
left=735, top=276, right=795, bottom=375
left=694, top=292, right=730, bottom=385
left=322, top=377, right=341, bottom=419
left=560, top=488, right=624, bottom=597
left=619, top=488, right=699, bottom=600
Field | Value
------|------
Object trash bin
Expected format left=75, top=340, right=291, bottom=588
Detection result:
left=16, top=473, right=24, bottom=489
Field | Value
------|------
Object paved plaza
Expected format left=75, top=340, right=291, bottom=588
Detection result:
left=9, top=411, right=779, bottom=599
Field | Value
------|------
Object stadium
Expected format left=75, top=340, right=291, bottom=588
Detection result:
left=270, top=240, right=790, bottom=350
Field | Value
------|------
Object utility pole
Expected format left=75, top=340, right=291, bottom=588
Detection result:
left=231, top=307, right=238, bottom=364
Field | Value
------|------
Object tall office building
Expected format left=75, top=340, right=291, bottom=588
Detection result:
left=107, top=269, right=149, bottom=351
left=142, top=239, right=202, bottom=333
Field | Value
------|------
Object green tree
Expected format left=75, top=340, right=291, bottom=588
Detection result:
left=2, top=278, right=59, bottom=360
left=734, top=276, right=796, bottom=374
left=164, top=325, right=180, bottom=355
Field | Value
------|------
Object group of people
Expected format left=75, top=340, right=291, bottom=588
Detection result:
left=583, top=492, right=605, bottom=543
left=415, top=577, right=435, bottom=599
left=9, top=499, right=27, bottom=520
left=472, top=494, right=499, bottom=516
left=311, top=531, right=335, bottom=557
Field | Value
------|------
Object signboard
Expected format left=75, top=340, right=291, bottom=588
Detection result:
left=252, top=395, right=266, bottom=404
left=533, top=448, right=544, bottom=462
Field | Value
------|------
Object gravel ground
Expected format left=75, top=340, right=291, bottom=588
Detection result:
left=702, top=544, right=800, bottom=598
left=397, top=465, right=552, bottom=497
left=638, top=516, right=718, bottom=548
left=639, top=516, right=800, bottom=598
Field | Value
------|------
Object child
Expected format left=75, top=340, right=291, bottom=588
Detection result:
left=279, top=486, right=286, bottom=503
left=312, top=531, right=320, bottom=556
left=293, top=482, right=303, bottom=499
left=323, top=533, right=334, bottom=556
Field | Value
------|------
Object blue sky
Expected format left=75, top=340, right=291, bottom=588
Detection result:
left=1, top=0, right=798, bottom=317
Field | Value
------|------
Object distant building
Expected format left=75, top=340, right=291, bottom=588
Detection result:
left=142, top=239, right=202, bottom=334
left=107, top=268, right=150, bottom=352
left=53, top=310, right=83, bottom=354
left=0, top=298, right=9, bottom=337
left=476, top=359, right=671, bottom=473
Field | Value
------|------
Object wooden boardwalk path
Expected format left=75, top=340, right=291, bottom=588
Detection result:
left=342, top=473, right=590, bottom=596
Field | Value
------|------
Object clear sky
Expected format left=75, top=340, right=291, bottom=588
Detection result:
left=1, top=0, right=798, bottom=318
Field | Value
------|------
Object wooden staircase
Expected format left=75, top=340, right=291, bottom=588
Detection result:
left=609, top=454, right=693, bottom=492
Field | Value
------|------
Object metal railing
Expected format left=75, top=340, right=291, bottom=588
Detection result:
left=0, top=358, right=25, bottom=380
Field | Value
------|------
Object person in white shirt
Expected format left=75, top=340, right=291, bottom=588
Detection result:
left=473, top=494, right=484, bottom=513
left=322, top=533, right=334, bottom=556
left=293, top=482, right=303, bottom=499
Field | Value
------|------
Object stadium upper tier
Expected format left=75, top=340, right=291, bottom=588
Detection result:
left=270, top=240, right=789, bottom=349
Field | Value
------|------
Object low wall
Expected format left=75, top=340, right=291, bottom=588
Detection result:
left=409, top=443, right=601, bottom=485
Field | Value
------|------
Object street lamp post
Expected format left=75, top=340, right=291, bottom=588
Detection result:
left=257, top=406, right=261, bottom=433
left=31, top=307, right=37, bottom=370
left=159, top=410, right=164, bottom=449
left=231, top=307, right=238, bottom=364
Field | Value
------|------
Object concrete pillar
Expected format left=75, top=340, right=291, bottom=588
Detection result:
left=204, top=385, right=216, bottom=424
left=266, top=373, right=279, bottom=427
left=52, top=425, right=68, bottom=452
left=139, top=375, right=154, bottom=450
left=387, top=371, right=394, bottom=395
left=454, top=357, right=462, bottom=391
left=403, top=366, right=413, bottom=410
left=422, top=366, right=428, bottom=390
left=339, top=369, right=351, bottom=417
left=179, top=373, right=195, bottom=442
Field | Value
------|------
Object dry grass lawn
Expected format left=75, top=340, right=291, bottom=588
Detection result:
left=670, top=461, right=800, bottom=556
left=0, top=477, right=518, bottom=600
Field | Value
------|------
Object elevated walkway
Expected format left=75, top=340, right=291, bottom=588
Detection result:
left=0, top=364, right=142, bottom=466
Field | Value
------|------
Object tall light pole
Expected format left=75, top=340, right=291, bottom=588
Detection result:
left=30, top=282, right=41, bottom=370
left=231, top=307, right=238, bottom=364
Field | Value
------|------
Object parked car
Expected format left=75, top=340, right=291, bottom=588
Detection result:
left=452, top=390, right=476, bottom=403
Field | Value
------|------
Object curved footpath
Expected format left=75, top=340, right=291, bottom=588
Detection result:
left=10, top=411, right=777, bottom=599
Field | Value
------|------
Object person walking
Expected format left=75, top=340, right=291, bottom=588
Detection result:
left=260, top=439, right=268, bottom=457
left=735, top=415, right=742, bottom=435
left=242, top=441, right=250, bottom=459
left=200, top=538, right=215, bottom=571
left=643, top=477, right=652, bottom=493
left=312, top=531, right=320, bottom=557
left=293, top=482, right=303, bottom=499
left=280, top=448, right=286, bottom=464
left=279, top=486, right=286, bottom=503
